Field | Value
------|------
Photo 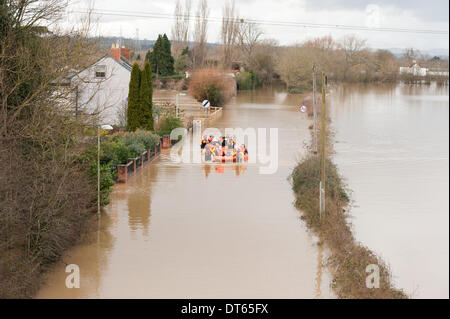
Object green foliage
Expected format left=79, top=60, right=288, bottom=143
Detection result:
left=152, top=73, right=185, bottom=80
left=132, top=129, right=161, bottom=149
left=201, top=84, right=225, bottom=107
left=139, top=62, right=154, bottom=130
left=101, top=140, right=131, bottom=166
left=127, top=62, right=154, bottom=131
left=174, top=46, right=191, bottom=74
left=126, top=63, right=141, bottom=131
left=292, top=156, right=348, bottom=203
left=236, top=71, right=259, bottom=90
left=126, top=142, right=146, bottom=158
left=157, top=116, right=184, bottom=137
left=81, top=145, right=115, bottom=207
left=122, top=129, right=160, bottom=150
left=83, top=130, right=160, bottom=205
left=147, top=34, right=174, bottom=76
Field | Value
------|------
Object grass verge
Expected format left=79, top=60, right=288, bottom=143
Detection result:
left=291, top=130, right=408, bottom=299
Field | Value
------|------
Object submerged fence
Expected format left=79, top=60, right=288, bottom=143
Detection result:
left=116, top=136, right=172, bottom=183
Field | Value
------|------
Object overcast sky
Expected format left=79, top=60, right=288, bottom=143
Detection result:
left=65, top=0, right=449, bottom=51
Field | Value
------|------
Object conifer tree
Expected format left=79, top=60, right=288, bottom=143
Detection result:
left=147, top=34, right=175, bottom=76
left=161, top=34, right=175, bottom=75
left=139, top=61, right=154, bottom=131
left=126, top=63, right=141, bottom=131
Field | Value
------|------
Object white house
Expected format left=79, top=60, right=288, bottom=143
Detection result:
left=59, top=44, right=132, bottom=126
left=399, top=60, right=428, bottom=77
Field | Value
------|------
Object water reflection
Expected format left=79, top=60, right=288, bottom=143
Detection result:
left=202, top=163, right=247, bottom=177
left=127, top=167, right=154, bottom=237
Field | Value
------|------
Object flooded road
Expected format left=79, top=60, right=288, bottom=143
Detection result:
left=330, top=83, right=449, bottom=298
left=36, top=87, right=332, bottom=298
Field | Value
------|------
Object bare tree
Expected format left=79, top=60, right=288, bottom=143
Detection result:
left=236, top=20, right=263, bottom=66
left=247, top=39, right=278, bottom=85
left=0, top=1, right=106, bottom=298
left=171, top=0, right=192, bottom=58
left=193, top=0, right=209, bottom=68
left=340, top=35, right=367, bottom=80
left=221, top=0, right=239, bottom=69
left=402, top=48, right=422, bottom=64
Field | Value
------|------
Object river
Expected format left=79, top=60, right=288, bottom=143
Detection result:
left=329, top=83, right=449, bottom=298
left=36, top=87, right=332, bottom=298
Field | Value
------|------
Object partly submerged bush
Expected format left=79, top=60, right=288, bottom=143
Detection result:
left=188, top=68, right=235, bottom=107
left=236, top=71, right=259, bottom=90
left=101, top=140, right=131, bottom=166
left=291, top=135, right=407, bottom=299
left=133, top=129, right=161, bottom=149
left=122, top=129, right=160, bottom=151
left=157, top=116, right=184, bottom=138
left=126, top=142, right=146, bottom=158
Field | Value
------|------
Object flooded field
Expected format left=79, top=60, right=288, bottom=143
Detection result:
left=330, top=83, right=449, bottom=298
left=36, top=87, right=332, bottom=298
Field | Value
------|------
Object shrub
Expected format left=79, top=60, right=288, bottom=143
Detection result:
left=101, top=140, right=131, bottom=166
left=122, top=130, right=160, bottom=150
left=188, top=69, right=235, bottom=107
left=133, top=129, right=161, bottom=149
left=236, top=71, right=259, bottom=90
left=158, top=116, right=183, bottom=137
left=81, top=145, right=115, bottom=206
left=127, top=142, right=146, bottom=158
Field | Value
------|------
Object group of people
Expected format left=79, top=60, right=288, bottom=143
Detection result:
left=200, top=135, right=248, bottom=162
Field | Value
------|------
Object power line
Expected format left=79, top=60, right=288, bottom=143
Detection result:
left=72, top=8, right=449, bottom=35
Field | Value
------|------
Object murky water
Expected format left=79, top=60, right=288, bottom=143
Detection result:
left=36, top=86, right=332, bottom=299
left=330, top=83, right=449, bottom=299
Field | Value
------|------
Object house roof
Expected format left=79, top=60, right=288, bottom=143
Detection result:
left=51, top=54, right=132, bottom=85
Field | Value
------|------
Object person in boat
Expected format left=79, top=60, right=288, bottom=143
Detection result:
left=214, top=143, right=221, bottom=156
left=200, top=136, right=207, bottom=149
left=205, top=144, right=212, bottom=161
left=243, top=144, right=248, bottom=155
left=237, top=150, right=245, bottom=163
left=209, top=135, right=214, bottom=143
left=227, top=137, right=233, bottom=149
left=221, top=136, right=227, bottom=148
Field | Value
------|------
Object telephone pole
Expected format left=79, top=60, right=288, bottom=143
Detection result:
left=319, top=71, right=327, bottom=216
left=312, top=64, right=318, bottom=154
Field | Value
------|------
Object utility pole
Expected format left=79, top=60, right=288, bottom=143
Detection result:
left=312, top=64, right=318, bottom=154
left=176, top=93, right=179, bottom=118
left=97, top=125, right=101, bottom=218
left=320, top=72, right=327, bottom=216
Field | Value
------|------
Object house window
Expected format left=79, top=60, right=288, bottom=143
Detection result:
left=95, top=65, right=106, bottom=78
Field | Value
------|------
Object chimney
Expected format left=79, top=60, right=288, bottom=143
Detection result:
left=110, top=42, right=121, bottom=61
left=120, top=46, right=130, bottom=61
left=110, top=42, right=130, bottom=62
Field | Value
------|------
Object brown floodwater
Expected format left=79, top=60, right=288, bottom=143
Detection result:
left=36, top=86, right=333, bottom=299
left=330, top=83, right=449, bottom=299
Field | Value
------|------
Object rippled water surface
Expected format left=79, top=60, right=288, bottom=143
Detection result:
left=330, top=83, right=449, bottom=298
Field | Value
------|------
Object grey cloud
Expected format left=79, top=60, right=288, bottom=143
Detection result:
left=305, top=0, right=449, bottom=22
